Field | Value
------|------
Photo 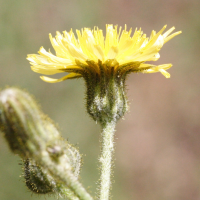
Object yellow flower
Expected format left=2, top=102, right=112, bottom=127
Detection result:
left=27, top=25, right=181, bottom=83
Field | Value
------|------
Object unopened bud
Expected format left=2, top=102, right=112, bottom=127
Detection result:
left=23, top=158, right=56, bottom=194
left=0, top=88, right=60, bottom=158
left=23, top=141, right=82, bottom=195
left=0, top=88, right=83, bottom=198
left=46, top=139, right=82, bottom=178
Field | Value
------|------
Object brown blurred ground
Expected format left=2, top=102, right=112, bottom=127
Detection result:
left=0, top=0, right=200, bottom=200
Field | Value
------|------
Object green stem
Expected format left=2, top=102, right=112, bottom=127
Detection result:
left=99, top=121, right=116, bottom=200
left=62, top=188, right=79, bottom=200
left=39, top=154, right=93, bottom=200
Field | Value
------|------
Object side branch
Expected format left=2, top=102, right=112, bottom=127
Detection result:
left=39, top=154, right=93, bottom=200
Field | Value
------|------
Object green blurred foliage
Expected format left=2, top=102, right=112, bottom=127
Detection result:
left=0, top=0, right=200, bottom=200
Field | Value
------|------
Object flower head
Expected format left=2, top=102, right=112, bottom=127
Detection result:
left=27, top=25, right=181, bottom=83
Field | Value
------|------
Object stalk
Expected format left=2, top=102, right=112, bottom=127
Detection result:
left=99, top=121, right=116, bottom=200
left=39, top=153, right=93, bottom=200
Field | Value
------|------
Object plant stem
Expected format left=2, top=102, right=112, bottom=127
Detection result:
left=99, top=121, right=116, bottom=200
left=38, top=154, right=93, bottom=200
left=62, top=188, right=79, bottom=200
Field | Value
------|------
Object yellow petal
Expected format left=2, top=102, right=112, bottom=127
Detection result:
left=144, top=64, right=172, bottom=78
left=163, top=27, right=175, bottom=38
left=28, top=25, right=181, bottom=82
left=40, top=73, right=82, bottom=83
left=164, top=31, right=182, bottom=44
left=159, top=69, right=170, bottom=78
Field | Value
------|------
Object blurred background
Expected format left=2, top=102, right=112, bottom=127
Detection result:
left=0, top=0, right=199, bottom=199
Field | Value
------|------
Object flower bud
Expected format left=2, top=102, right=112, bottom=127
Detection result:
left=0, top=88, right=82, bottom=198
left=23, top=158, right=56, bottom=194
left=0, top=88, right=60, bottom=158
left=23, top=141, right=81, bottom=194
left=46, top=139, right=82, bottom=177
left=23, top=139, right=81, bottom=195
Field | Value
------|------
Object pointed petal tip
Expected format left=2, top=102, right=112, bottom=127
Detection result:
left=161, top=25, right=167, bottom=32
left=40, top=76, right=59, bottom=83
left=38, top=46, right=44, bottom=52
left=40, top=73, right=82, bottom=83
left=159, top=69, right=171, bottom=78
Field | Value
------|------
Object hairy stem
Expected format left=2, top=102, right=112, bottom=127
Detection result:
left=99, top=121, right=116, bottom=200
left=39, top=154, right=93, bottom=200
left=62, top=188, right=79, bottom=200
